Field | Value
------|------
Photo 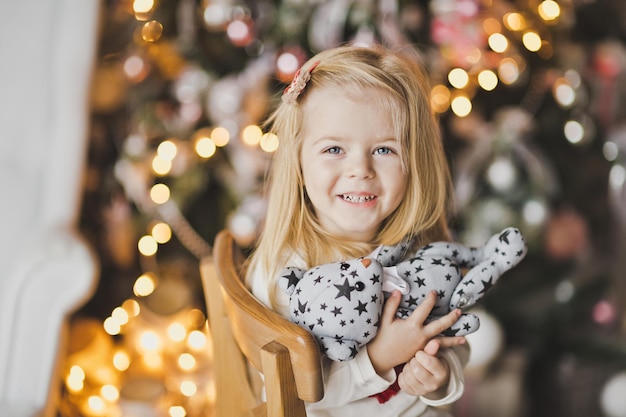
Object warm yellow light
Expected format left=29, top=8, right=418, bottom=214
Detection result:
left=151, top=222, right=172, bottom=243
left=522, top=31, right=542, bottom=52
left=133, top=0, right=154, bottom=14
left=122, top=299, right=140, bottom=317
left=211, top=126, right=230, bottom=147
left=178, top=353, right=196, bottom=370
left=503, top=13, right=526, bottom=31
left=538, top=0, right=560, bottom=21
left=113, top=350, right=131, bottom=371
left=65, top=373, right=84, bottom=392
left=448, top=68, right=469, bottom=89
left=103, top=317, right=122, bottom=335
left=187, top=330, right=207, bottom=350
left=134, top=272, right=156, bottom=296
left=112, top=307, right=129, bottom=325
left=430, top=84, right=450, bottom=113
left=180, top=381, right=197, bottom=396
left=478, top=70, right=498, bottom=91
left=150, top=183, right=170, bottom=204
left=195, top=137, right=216, bottom=158
left=139, top=330, right=162, bottom=352
left=66, top=365, right=85, bottom=392
left=187, top=309, right=206, bottom=327
left=88, top=396, right=105, bottom=413
left=138, top=235, right=158, bottom=256
left=482, top=17, right=501, bottom=34
left=142, top=20, right=163, bottom=42
left=143, top=351, right=163, bottom=369
left=168, top=323, right=187, bottom=342
left=450, top=96, right=472, bottom=117
left=152, top=155, right=172, bottom=176
left=260, top=133, right=279, bottom=152
left=169, top=405, right=187, bottom=417
left=101, top=385, right=120, bottom=402
left=242, top=124, right=263, bottom=146
left=158, top=140, right=178, bottom=161
left=488, top=33, right=509, bottom=53
left=70, top=365, right=86, bottom=380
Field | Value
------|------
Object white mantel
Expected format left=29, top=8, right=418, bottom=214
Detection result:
left=0, top=1, right=101, bottom=416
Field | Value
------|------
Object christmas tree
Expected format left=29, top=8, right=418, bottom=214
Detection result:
left=62, top=1, right=626, bottom=416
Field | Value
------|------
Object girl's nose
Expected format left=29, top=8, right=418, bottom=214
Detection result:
left=347, top=153, right=375, bottom=179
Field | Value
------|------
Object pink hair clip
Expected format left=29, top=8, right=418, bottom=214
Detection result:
left=281, top=61, right=320, bottom=105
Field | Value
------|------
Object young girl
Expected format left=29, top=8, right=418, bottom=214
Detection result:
left=246, top=44, right=469, bottom=416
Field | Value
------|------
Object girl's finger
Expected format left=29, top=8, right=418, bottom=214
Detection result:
left=424, top=339, right=440, bottom=356
left=425, top=307, right=461, bottom=335
left=436, top=336, right=466, bottom=349
left=381, top=290, right=401, bottom=324
left=406, top=291, right=438, bottom=324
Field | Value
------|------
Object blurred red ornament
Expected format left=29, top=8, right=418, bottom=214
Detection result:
left=544, top=209, right=589, bottom=260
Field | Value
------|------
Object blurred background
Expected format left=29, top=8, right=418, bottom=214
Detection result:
left=59, top=0, right=626, bottom=416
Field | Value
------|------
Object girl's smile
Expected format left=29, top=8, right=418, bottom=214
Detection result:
left=300, top=87, right=408, bottom=242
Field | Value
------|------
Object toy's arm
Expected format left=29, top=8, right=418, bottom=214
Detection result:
left=415, top=241, right=480, bottom=268
left=450, top=227, right=527, bottom=310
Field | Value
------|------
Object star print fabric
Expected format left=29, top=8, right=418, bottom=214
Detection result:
left=280, top=258, right=386, bottom=361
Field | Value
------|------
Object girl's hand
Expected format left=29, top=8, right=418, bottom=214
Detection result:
left=368, top=290, right=466, bottom=375
left=397, top=340, right=450, bottom=398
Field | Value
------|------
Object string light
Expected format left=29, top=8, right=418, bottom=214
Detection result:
left=538, top=0, right=561, bottom=21
left=488, top=33, right=509, bottom=53
left=133, top=273, right=156, bottom=297
left=522, top=31, right=542, bottom=52
left=450, top=95, right=472, bottom=117
left=448, top=68, right=469, bottom=89
left=210, top=126, right=231, bottom=147
left=478, top=70, right=498, bottom=91
left=260, top=132, right=279, bottom=152
left=431, top=84, right=451, bottom=113
left=242, top=124, right=263, bottom=146
left=151, top=221, right=172, bottom=243
left=503, top=13, right=526, bottom=31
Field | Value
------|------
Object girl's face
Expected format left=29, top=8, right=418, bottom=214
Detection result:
left=299, top=87, right=408, bottom=242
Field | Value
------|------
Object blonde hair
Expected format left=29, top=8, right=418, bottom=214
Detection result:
left=246, top=45, right=452, bottom=306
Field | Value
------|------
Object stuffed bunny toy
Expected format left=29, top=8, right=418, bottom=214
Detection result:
left=279, top=227, right=527, bottom=361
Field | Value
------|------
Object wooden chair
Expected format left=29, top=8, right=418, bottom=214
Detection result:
left=200, top=230, right=324, bottom=417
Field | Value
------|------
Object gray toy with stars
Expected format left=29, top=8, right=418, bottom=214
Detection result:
left=279, top=227, right=527, bottom=361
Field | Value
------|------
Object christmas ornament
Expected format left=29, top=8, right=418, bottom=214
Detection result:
left=600, top=371, right=626, bottom=417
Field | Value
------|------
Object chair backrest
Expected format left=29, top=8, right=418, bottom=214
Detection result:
left=200, top=230, right=324, bottom=417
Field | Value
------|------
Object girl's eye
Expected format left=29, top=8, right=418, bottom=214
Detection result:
left=374, top=147, right=393, bottom=155
left=325, top=146, right=342, bottom=154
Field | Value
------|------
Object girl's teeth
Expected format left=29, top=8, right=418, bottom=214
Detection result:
left=342, top=194, right=374, bottom=203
